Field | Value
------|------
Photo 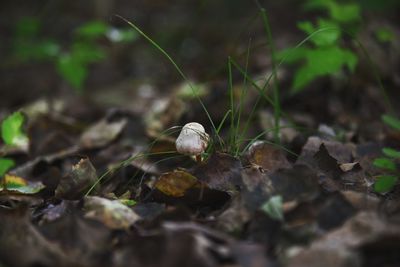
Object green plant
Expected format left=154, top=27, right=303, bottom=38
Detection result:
left=117, top=12, right=294, bottom=160
left=84, top=10, right=304, bottom=195
left=279, top=0, right=360, bottom=92
left=373, top=114, right=400, bottom=193
left=12, top=18, right=138, bottom=93
left=0, top=112, right=28, bottom=178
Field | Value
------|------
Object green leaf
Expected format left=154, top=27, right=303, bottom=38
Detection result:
left=374, top=175, right=398, bottom=193
left=15, top=17, right=41, bottom=38
left=382, top=148, right=400, bottom=159
left=57, top=54, right=88, bottom=92
left=76, top=21, right=108, bottom=39
left=373, top=157, right=397, bottom=171
left=303, top=0, right=360, bottom=23
left=375, top=28, right=395, bottom=43
left=0, top=158, right=15, bottom=177
left=71, top=42, right=105, bottom=65
left=56, top=43, right=104, bottom=93
left=292, top=64, right=317, bottom=91
left=1, top=111, right=28, bottom=147
left=329, top=3, right=361, bottom=23
left=0, top=174, right=45, bottom=194
left=303, top=0, right=333, bottom=11
left=118, top=199, right=137, bottom=207
left=261, top=195, right=284, bottom=221
left=298, top=19, right=340, bottom=46
left=277, top=47, right=309, bottom=64
left=297, top=21, right=315, bottom=34
left=291, top=46, right=357, bottom=92
left=382, top=114, right=400, bottom=131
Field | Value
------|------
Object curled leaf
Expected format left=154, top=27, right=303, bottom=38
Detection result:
left=55, top=158, right=98, bottom=200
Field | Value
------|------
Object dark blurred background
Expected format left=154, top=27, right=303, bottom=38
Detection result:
left=1, top=0, right=399, bottom=112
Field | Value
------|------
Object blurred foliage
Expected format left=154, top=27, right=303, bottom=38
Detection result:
left=0, top=158, right=15, bottom=177
left=13, top=17, right=60, bottom=62
left=279, top=0, right=360, bottom=93
left=12, top=18, right=138, bottom=93
left=0, top=112, right=28, bottom=179
left=1, top=111, right=28, bottom=147
left=261, top=195, right=284, bottom=221
left=373, top=114, right=400, bottom=193
left=374, top=27, right=395, bottom=43
left=358, top=0, right=400, bottom=10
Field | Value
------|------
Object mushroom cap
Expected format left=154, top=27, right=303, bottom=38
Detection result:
left=175, top=122, right=209, bottom=155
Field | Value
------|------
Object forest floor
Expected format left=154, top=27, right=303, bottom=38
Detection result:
left=0, top=1, right=400, bottom=267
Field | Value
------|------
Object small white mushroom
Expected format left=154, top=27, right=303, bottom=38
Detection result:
left=176, top=122, right=209, bottom=162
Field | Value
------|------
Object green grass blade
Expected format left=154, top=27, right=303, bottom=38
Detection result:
left=115, top=15, right=218, bottom=136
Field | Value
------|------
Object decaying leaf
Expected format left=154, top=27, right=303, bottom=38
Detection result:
left=245, top=141, right=291, bottom=172
left=241, top=165, right=274, bottom=211
left=55, top=158, right=98, bottom=200
left=340, top=162, right=360, bottom=172
left=288, top=212, right=400, bottom=267
left=0, top=174, right=45, bottom=194
left=80, top=118, right=127, bottom=149
left=269, top=165, right=320, bottom=202
left=145, top=97, right=185, bottom=137
left=155, top=170, right=200, bottom=197
left=0, top=206, right=71, bottom=267
left=193, top=152, right=243, bottom=192
left=38, top=208, right=113, bottom=267
left=316, top=192, right=356, bottom=230
left=83, top=196, right=140, bottom=229
left=297, top=136, right=354, bottom=166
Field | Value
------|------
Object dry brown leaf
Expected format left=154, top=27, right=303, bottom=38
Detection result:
left=155, top=170, right=201, bottom=197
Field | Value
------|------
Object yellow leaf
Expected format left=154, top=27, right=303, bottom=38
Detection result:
left=155, top=170, right=199, bottom=197
left=0, top=174, right=45, bottom=194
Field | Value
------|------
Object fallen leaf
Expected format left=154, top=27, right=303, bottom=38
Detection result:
left=0, top=174, right=45, bottom=194
left=316, top=192, right=356, bottom=231
left=38, top=208, right=113, bottom=266
left=84, top=196, right=140, bottom=229
left=313, top=144, right=343, bottom=180
left=245, top=141, right=291, bottom=172
left=155, top=170, right=200, bottom=197
left=261, top=195, right=284, bottom=221
left=241, top=165, right=274, bottom=211
left=80, top=118, right=127, bottom=149
left=288, top=212, right=400, bottom=267
left=269, top=165, right=320, bottom=202
left=0, top=206, right=71, bottom=267
left=193, top=152, right=243, bottom=192
left=339, top=162, right=360, bottom=172
left=55, top=158, right=98, bottom=200
left=297, top=136, right=354, bottom=166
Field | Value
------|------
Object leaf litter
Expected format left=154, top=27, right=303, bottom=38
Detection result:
left=1, top=5, right=400, bottom=266
left=1, top=95, right=399, bottom=267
